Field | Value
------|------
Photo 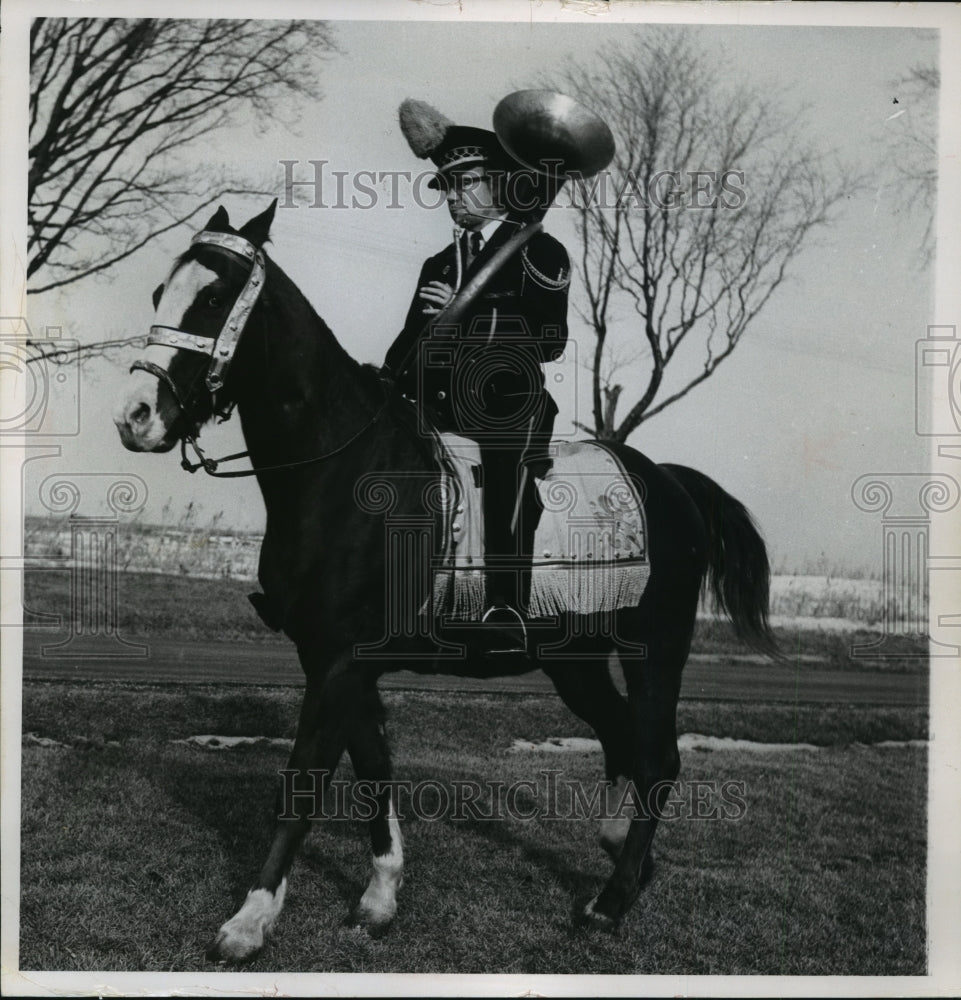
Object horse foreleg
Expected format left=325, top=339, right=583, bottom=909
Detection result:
left=346, top=704, right=404, bottom=936
left=351, top=800, right=403, bottom=935
left=598, top=775, right=636, bottom=861
left=208, top=668, right=353, bottom=963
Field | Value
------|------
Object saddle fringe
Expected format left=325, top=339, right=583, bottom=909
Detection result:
left=432, top=568, right=486, bottom=620
left=431, top=561, right=649, bottom=620
left=428, top=436, right=651, bottom=622
left=529, top=561, right=648, bottom=618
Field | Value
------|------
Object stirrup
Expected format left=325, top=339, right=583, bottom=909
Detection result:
left=480, top=604, right=528, bottom=656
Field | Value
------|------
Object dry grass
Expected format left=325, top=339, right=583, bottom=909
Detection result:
left=19, top=684, right=926, bottom=975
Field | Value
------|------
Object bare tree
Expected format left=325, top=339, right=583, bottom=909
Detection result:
left=552, top=30, right=856, bottom=442
left=29, top=18, right=336, bottom=294
left=885, top=64, right=938, bottom=262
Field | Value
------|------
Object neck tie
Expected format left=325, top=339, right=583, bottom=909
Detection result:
left=461, top=229, right=483, bottom=268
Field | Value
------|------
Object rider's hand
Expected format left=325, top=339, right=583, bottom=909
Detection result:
left=418, top=281, right=455, bottom=314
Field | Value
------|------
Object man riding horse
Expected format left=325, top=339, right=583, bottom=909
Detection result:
left=382, top=97, right=572, bottom=655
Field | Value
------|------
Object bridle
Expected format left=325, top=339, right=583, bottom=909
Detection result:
left=131, top=229, right=385, bottom=477
left=132, top=219, right=541, bottom=477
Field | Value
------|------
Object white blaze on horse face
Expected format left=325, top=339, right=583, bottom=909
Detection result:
left=114, top=259, right=219, bottom=451
left=154, top=258, right=219, bottom=332
left=210, top=878, right=287, bottom=963
left=354, top=805, right=404, bottom=930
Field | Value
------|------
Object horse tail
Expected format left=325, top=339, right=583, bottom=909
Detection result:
left=661, top=463, right=780, bottom=658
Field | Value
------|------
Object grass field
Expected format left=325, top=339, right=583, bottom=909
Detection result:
left=16, top=562, right=930, bottom=975
left=19, top=683, right=927, bottom=975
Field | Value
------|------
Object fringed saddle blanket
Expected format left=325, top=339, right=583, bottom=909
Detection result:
left=431, top=436, right=650, bottom=619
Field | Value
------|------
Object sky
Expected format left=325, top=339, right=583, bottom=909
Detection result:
left=15, top=10, right=952, bottom=576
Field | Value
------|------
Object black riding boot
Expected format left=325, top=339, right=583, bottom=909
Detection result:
left=479, top=447, right=528, bottom=656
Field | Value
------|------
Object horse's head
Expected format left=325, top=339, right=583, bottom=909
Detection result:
left=114, top=201, right=276, bottom=452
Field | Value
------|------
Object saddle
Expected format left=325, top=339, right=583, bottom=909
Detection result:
left=430, top=435, right=650, bottom=620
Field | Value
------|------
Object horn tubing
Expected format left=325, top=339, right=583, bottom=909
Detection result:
left=388, top=221, right=544, bottom=382
left=428, top=221, right=543, bottom=332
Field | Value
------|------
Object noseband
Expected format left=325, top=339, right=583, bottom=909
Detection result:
left=131, top=228, right=386, bottom=477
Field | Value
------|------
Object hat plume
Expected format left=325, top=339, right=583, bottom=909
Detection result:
left=399, top=98, right=453, bottom=158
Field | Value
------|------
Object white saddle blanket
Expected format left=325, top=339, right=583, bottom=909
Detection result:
left=432, top=436, right=650, bottom=619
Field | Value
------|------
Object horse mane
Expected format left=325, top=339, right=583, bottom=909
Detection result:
left=258, top=252, right=445, bottom=476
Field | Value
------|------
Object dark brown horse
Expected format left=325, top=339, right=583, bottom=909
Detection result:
left=114, top=202, right=776, bottom=962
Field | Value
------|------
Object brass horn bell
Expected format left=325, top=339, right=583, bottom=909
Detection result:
left=493, top=89, right=616, bottom=179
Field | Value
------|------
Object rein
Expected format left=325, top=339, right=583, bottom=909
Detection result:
left=134, top=228, right=389, bottom=478
left=176, top=398, right=389, bottom=478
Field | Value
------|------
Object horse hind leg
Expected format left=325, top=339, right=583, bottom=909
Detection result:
left=582, top=627, right=687, bottom=932
left=541, top=660, right=638, bottom=864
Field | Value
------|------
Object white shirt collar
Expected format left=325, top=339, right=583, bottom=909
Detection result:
left=458, top=217, right=505, bottom=245
left=478, top=217, right=508, bottom=244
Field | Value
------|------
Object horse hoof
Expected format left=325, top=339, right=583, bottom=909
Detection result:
left=206, top=881, right=286, bottom=963
left=205, top=928, right=263, bottom=964
left=347, top=903, right=395, bottom=939
left=580, top=895, right=620, bottom=933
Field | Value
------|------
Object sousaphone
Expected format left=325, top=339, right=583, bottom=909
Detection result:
left=493, top=89, right=616, bottom=181
left=407, top=91, right=615, bottom=361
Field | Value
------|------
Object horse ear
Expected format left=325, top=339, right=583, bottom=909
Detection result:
left=238, top=199, right=277, bottom=248
left=205, top=205, right=231, bottom=232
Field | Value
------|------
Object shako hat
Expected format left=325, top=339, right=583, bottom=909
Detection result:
left=399, top=98, right=514, bottom=189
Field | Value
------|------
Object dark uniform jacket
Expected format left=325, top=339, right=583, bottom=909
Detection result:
left=384, top=221, right=570, bottom=443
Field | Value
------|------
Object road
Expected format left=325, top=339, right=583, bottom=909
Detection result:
left=20, top=634, right=928, bottom=706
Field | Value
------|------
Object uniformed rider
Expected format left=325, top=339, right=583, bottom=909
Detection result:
left=382, top=98, right=571, bottom=654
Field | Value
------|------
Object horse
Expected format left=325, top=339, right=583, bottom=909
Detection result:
left=114, top=200, right=777, bottom=962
